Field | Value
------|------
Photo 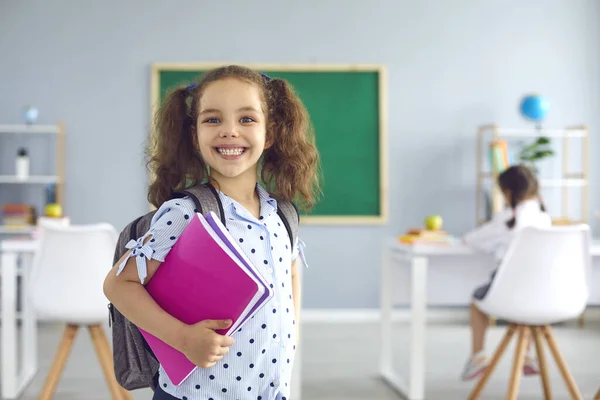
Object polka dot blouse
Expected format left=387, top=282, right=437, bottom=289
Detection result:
left=116, top=184, right=306, bottom=400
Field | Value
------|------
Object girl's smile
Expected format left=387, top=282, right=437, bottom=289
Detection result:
left=214, top=144, right=249, bottom=159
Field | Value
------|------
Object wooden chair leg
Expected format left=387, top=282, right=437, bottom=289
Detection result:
left=94, top=324, right=133, bottom=400
left=468, top=324, right=517, bottom=400
left=542, top=325, right=583, bottom=400
left=578, top=313, right=584, bottom=328
left=38, top=324, right=79, bottom=400
left=89, top=325, right=132, bottom=400
left=506, top=326, right=530, bottom=400
left=531, top=327, right=552, bottom=399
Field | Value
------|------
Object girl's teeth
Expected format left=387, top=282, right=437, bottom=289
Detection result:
left=217, top=148, right=244, bottom=156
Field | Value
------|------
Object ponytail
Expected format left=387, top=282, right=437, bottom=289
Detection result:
left=261, top=78, right=320, bottom=210
left=506, top=191, right=517, bottom=229
left=146, top=85, right=208, bottom=208
left=538, top=195, right=546, bottom=212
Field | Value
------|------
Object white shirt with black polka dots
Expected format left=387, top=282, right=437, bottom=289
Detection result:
left=116, top=184, right=305, bottom=400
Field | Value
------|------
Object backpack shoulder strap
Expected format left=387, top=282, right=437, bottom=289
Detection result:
left=276, top=200, right=300, bottom=253
left=173, top=183, right=226, bottom=225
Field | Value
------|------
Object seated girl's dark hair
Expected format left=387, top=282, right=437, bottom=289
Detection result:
left=497, top=164, right=546, bottom=229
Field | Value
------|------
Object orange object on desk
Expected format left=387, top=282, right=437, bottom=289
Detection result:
left=398, top=228, right=452, bottom=246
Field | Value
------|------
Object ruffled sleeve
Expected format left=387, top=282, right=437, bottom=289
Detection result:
left=115, top=197, right=197, bottom=283
left=292, top=236, right=308, bottom=268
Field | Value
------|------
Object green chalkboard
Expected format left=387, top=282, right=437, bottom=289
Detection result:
left=150, top=63, right=387, bottom=224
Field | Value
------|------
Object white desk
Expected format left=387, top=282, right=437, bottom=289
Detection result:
left=379, top=238, right=600, bottom=400
left=1, top=239, right=38, bottom=400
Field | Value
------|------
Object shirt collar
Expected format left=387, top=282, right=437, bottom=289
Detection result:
left=217, top=183, right=278, bottom=220
left=256, top=184, right=278, bottom=213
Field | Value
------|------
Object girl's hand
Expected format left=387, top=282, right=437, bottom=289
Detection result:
left=178, top=319, right=235, bottom=368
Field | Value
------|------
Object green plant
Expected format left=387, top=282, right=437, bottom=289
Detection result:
left=517, top=136, right=554, bottom=172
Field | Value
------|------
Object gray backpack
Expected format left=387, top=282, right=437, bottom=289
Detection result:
left=108, top=183, right=299, bottom=391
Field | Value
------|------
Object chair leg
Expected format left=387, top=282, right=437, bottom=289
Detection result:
left=531, top=327, right=552, bottom=399
left=88, top=325, right=132, bottom=400
left=94, top=325, right=133, bottom=400
left=594, top=387, right=600, bottom=400
left=96, top=324, right=133, bottom=400
left=38, top=324, right=79, bottom=400
left=468, top=324, right=517, bottom=400
left=542, top=325, right=583, bottom=400
left=506, top=325, right=530, bottom=400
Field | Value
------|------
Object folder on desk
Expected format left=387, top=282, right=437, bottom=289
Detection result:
left=138, top=211, right=272, bottom=386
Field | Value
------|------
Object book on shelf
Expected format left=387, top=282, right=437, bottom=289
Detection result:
left=1, top=203, right=36, bottom=229
left=138, top=211, right=273, bottom=386
left=489, top=139, right=509, bottom=173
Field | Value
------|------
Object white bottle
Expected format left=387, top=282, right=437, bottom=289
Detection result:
left=16, top=148, right=29, bottom=180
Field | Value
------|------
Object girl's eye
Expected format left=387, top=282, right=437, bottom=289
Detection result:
left=203, top=117, right=220, bottom=124
left=240, top=116, right=255, bottom=123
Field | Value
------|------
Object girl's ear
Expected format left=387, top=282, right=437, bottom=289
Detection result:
left=264, top=131, right=275, bottom=149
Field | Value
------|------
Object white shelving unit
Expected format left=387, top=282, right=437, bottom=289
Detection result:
left=476, top=124, right=589, bottom=226
left=0, top=175, right=60, bottom=184
left=0, top=123, right=65, bottom=234
left=0, top=125, right=61, bottom=134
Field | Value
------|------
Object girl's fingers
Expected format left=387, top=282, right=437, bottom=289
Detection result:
left=219, top=346, right=230, bottom=356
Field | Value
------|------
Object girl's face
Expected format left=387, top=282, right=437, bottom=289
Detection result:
left=196, top=78, right=269, bottom=181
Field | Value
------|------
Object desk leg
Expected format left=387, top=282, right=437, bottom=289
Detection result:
left=380, top=244, right=393, bottom=375
left=1, top=251, right=18, bottom=399
left=409, top=256, right=427, bottom=400
left=21, top=253, right=38, bottom=386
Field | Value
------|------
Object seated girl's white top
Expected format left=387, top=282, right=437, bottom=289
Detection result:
left=463, top=198, right=551, bottom=263
left=115, top=184, right=306, bottom=400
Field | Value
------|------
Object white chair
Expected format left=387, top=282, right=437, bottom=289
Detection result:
left=28, top=223, right=132, bottom=400
left=468, top=224, right=591, bottom=400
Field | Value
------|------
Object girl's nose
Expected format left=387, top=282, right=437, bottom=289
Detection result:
left=219, top=122, right=239, bottom=138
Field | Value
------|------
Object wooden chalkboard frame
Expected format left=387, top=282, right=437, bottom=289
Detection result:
left=150, top=63, right=388, bottom=225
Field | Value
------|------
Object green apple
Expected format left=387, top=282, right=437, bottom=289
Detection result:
left=44, top=203, right=63, bottom=218
left=424, top=214, right=443, bottom=230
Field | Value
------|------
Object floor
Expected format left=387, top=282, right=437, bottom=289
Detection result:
left=2, top=319, right=599, bottom=399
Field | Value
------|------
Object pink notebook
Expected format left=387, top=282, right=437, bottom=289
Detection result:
left=139, top=211, right=272, bottom=386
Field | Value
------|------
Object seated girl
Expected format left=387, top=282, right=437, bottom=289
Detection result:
left=461, top=164, right=552, bottom=381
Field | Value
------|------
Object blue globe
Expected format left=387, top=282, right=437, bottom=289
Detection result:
left=24, top=106, right=39, bottom=124
left=519, top=94, right=549, bottom=122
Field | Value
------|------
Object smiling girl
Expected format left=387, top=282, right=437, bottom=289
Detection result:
left=103, top=65, right=320, bottom=400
